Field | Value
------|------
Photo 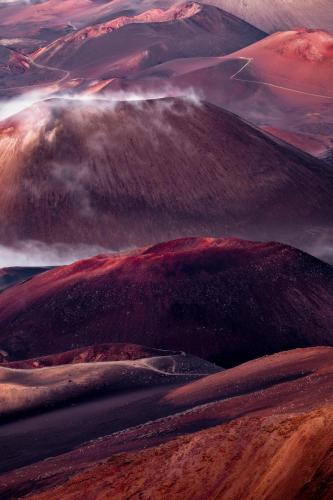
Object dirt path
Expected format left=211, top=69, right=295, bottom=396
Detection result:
left=0, top=56, right=70, bottom=92
left=231, top=56, right=333, bottom=100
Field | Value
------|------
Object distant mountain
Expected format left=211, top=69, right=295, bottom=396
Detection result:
left=0, top=266, right=51, bottom=292
left=32, top=3, right=265, bottom=80
left=209, top=0, right=333, bottom=33
left=118, top=28, right=333, bottom=158
left=0, top=0, right=120, bottom=43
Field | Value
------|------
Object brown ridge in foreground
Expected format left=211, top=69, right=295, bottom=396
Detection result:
left=1, top=237, right=333, bottom=366
left=3, top=347, right=333, bottom=499
left=29, top=408, right=333, bottom=500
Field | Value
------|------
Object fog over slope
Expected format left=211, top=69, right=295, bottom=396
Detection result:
left=1, top=97, right=332, bottom=258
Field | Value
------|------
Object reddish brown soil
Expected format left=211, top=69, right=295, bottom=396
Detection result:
left=28, top=407, right=333, bottom=500
left=2, top=347, right=333, bottom=499
left=0, top=237, right=333, bottom=365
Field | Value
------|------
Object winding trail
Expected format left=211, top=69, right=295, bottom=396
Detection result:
left=3, top=51, right=333, bottom=103
left=230, top=56, right=333, bottom=100
left=0, top=56, right=70, bottom=92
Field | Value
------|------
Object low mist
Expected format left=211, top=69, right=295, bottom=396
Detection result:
left=0, top=240, right=114, bottom=268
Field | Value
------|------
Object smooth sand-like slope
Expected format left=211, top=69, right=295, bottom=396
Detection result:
left=1, top=237, right=333, bottom=365
left=0, top=351, right=218, bottom=418
left=120, top=29, right=333, bottom=158
left=1, top=342, right=181, bottom=368
left=2, top=347, right=333, bottom=498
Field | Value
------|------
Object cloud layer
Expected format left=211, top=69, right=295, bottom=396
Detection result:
left=0, top=240, right=114, bottom=267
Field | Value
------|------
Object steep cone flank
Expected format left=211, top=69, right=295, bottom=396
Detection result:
left=0, top=237, right=333, bottom=364
left=0, top=97, right=332, bottom=255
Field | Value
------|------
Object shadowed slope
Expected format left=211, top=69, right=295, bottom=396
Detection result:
left=0, top=266, right=51, bottom=292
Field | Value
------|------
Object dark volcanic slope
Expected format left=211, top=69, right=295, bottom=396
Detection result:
left=0, top=237, right=333, bottom=365
left=1, top=97, right=333, bottom=255
left=32, top=2, right=265, bottom=79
